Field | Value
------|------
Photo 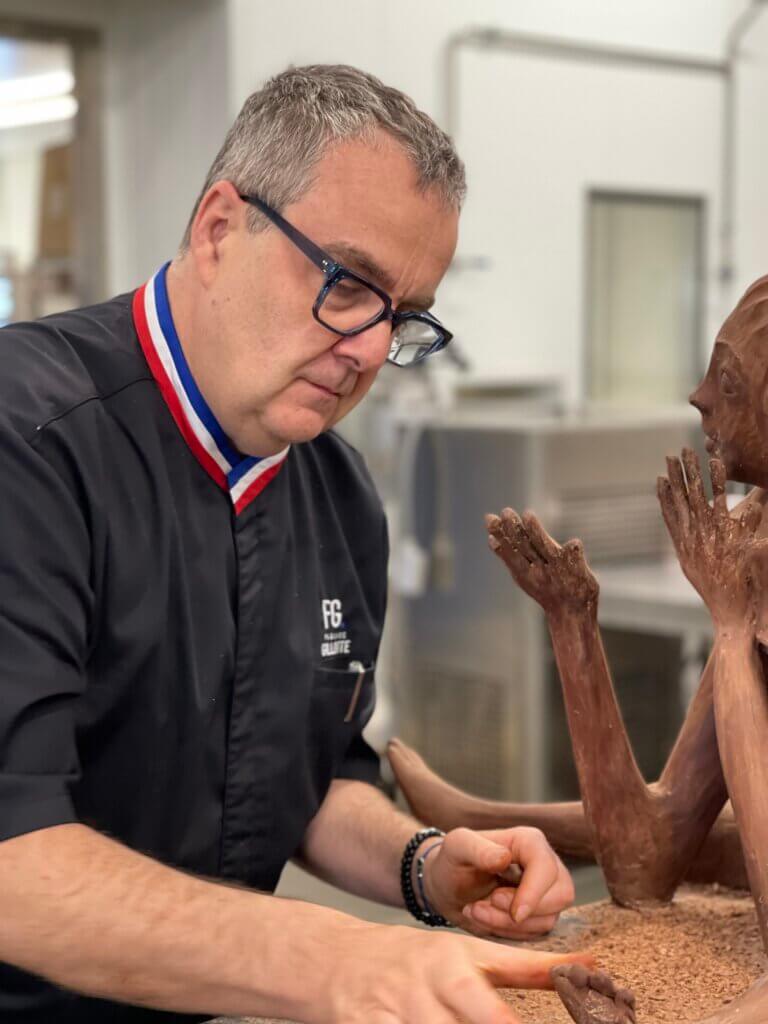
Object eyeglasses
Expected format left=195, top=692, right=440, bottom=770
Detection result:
left=238, top=192, right=453, bottom=368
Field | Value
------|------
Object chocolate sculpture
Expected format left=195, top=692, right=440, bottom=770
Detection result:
left=388, top=275, right=768, bottom=1023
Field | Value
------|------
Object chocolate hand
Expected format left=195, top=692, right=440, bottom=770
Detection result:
left=657, top=448, right=766, bottom=633
left=486, top=509, right=598, bottom=619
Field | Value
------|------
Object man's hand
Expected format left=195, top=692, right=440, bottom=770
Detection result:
left=657, top=449, right=768, bottom=634
left=486, top=508, right=598, bottom=618
left=325, top=920, right=593, bottom=1024
left=423, top=826, right=575, bottom=939
left=0, top=822, right=591, bottom=1024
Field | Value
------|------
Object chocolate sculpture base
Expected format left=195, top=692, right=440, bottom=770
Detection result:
left=509, top=886, right=763, bottom=1023
left=215, top=886, right=763, bottom=1024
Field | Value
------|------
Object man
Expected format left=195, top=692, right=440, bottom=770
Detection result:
left=0, top=65, right=585, bottom=1023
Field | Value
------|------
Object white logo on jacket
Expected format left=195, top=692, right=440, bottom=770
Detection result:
left=321, top=598, right=351, bottom=658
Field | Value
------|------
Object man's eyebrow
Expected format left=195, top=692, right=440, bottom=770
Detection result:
left=324, top=242, right=435, bottom=311
left=325, top=242, right=397, bottom=291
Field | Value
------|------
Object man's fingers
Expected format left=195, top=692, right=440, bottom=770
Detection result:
left=396, top=996, right=462, bottom=1024
left=465, top=900, right=558, bottom=936
left=444, top=828, right=513, bottom=875
left=478, top=945, right=595, bottom=989
left=710, top=458, right=728, bottom=520
left=497, top=862, right=523, bottom=886
left=488, top=887, right=520, bottom=913
left=438, top=968, right=522, bottom=1024
left=469, top=828, right=573, bottom=922
left=504, top=831, right=563, bottom=922
left=521, top=511, right=559, bottom=562
left=490, top=878, right=572, bottom=918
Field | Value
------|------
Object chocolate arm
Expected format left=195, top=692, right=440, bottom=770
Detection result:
left=545, top=606, right=663, bottom=904
left=388, top=736, right=747, bottom=887
left=655, top=649, right=730, bottom=853
left=712, top=633, right=768, bottom=951
left=389, top=612, right=737, bottom=902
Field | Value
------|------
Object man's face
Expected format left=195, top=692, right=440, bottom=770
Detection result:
left=190, top=133, right=459, bottom=456
left=689, top=281, right=768, bottom=487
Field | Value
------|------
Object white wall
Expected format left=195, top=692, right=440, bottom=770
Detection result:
left=1, top=0, right=765, bottom=348
left=227, top=0, right=740, bottom=113
left=444, top=49, right=726, bottom=400
left=735, top=11, right=768, bottom=300
left=226, top=0, right=768, bottom=402
left=102, top=0, right=229, bottom=292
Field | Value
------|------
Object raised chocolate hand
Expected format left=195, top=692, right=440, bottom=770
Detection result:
left=486, top=509, right=598, bottom=618
left=658, top=450, right=765, bottom=632
left=658, top=450, right=768, bottom=955
left=486, top=505, right=710, bottom=905
left=392, top=500, right=731, bottom=905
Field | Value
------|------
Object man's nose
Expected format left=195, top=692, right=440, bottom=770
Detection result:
left=332, top=320, right=392, bottom=373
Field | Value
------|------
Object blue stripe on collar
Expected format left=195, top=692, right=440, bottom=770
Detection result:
left=154, top=261, right=246, bottom=470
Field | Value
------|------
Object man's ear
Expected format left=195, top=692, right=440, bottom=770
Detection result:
left=188, top=181, right=246, bottom=281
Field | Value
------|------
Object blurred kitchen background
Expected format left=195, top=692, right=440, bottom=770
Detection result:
left=1, top=0, right=766, bottom=917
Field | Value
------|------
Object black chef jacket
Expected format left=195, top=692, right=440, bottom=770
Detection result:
left=0, top=263, right=386, bottom=1022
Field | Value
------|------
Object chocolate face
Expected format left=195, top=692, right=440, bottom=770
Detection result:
left=690, top=276, right=768, bottom=488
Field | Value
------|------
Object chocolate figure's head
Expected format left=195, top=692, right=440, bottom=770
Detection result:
left=690, top=274, right=768, bottom=487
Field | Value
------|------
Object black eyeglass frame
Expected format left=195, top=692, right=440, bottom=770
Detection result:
left=238, top=192, right=452, bottom=365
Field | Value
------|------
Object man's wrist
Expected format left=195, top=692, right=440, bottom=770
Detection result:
left=412, top=836, right=444, bottom=916
left=400, top=828, right=452, bottom=927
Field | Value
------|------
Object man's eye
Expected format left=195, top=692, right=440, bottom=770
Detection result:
left=328, top=280, right=368, bottom=303
left=323, top=278, right=373, bottom=314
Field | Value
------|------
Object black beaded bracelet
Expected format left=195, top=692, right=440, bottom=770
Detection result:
left=400, top=828, right=453, bottom=927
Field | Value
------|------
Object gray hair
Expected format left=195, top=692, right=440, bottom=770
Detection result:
left=181, top=64, right=466, bottom=248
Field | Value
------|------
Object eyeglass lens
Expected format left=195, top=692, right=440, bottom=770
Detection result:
left=388, top=319, right=441, bottom=367
left=319, top=275, right=386, bottom=332
left=318, top=274, right=442, bottom=366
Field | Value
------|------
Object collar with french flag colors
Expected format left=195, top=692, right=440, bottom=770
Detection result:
left=132, top=262, right=290, bottom=516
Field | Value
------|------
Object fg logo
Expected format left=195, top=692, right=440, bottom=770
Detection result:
left=322, top=599, right=343, bottom=630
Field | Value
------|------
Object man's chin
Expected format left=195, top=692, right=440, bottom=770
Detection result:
left=236, top=412, right=333, bottom=456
